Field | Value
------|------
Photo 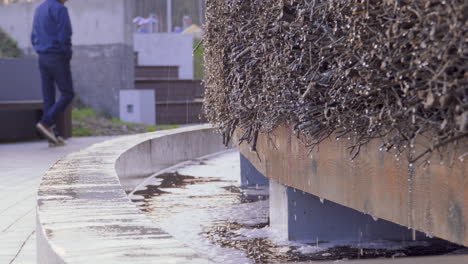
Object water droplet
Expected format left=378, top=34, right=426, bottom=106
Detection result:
left=320, top=197, right=325, bottom=204
left=372, top=215, right=378, bottom=221
left=294, top=214, right=297, bottom=221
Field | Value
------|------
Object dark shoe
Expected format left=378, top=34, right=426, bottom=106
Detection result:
left=49, top=127, right=66, bottom=147
left=36, top=123, right=59, bottom=145
left=56, top=136, right=66, bottom=146
left=49, top=137, right=66, bottom=147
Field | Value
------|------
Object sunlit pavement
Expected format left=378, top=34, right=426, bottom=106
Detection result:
left=0, top=137, right=112, bottom=264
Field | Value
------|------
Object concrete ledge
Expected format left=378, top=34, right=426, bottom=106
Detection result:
left=37, top=125, right=226, bottom=263
left=237, top=124, right=468, bottom=246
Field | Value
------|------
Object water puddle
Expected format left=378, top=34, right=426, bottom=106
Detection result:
left=129, top=150, right=466, bottom=263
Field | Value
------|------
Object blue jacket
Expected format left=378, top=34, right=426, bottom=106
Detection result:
left=31, top=0, right=72, bottom=56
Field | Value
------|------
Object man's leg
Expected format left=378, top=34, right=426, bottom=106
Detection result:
left=42, top=55, right=74, bottom=127
left=36, top=55, right=60, bottom=144
left=38, top=55, right=56, bottom=127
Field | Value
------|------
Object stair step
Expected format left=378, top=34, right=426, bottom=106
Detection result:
left=135, top=66, right=179, bottom=79
left=135, top=78, right=202, bottom=84
left=135, top=77, right=181, bottom=81
left=156, top=99, right=203, bottom=105
left=156, top=101, right=205, bottom=124
left=136, top=80, right=204, bottom=102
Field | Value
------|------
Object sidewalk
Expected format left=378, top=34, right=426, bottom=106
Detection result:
left=0, top=137, right=113, bottom=264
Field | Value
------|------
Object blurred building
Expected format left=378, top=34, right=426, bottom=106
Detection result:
left=134, top=0, right=205, bottom=33
left=0, top=0, right=206, bottom=124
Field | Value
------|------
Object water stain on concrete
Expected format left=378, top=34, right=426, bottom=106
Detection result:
left=133, top=185, right=169, bottom=199
left=448, top=201, right=465, bottom=244
left=133, top=172, right=224, bottom=199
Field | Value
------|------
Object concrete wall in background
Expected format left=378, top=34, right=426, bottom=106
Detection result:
left=0, top=0, right=135, bottom=117
left=134, top=33, right=194, bottom=79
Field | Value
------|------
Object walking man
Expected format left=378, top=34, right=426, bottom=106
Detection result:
left=31, top=0, right=74, bottom=146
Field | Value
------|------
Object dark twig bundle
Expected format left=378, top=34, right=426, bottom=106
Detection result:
left=204, top=0, right=467, bottom=165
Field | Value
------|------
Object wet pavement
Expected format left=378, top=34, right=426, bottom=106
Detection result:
left=130, top=150, right=468, bottom=264
left=4, top=132, right=465, bottom=263
left=35, top=126, right=219, bottom=263
left=0, top=137, right=112, bottom=264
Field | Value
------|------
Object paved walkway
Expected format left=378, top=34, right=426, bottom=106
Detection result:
left=0, top=137, right=112, bottom=264
left=1, top=136, right=466, bottom=264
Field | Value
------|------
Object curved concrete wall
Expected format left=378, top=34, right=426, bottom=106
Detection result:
left=37, top=125, right=226, bottom=263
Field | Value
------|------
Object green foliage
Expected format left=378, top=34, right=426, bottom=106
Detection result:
left=193, top=40, right=205, bottom=80
left=72, top=127, right=94, bottom=137
left=72, top=107, right=97, bottom=121
left=72, top=107, right=179, bottom=137
left=110, top=117, right=127, bottom=125
left=0, top=27, right=21, bottom=58
left=147, top=124, right=179, bottom=132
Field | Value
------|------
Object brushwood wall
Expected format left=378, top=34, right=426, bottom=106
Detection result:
left=0, top=0, right=135, bottom=117
left=205, top=0, right=467, bottom=246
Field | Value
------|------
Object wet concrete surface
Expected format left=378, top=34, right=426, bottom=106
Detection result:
left=131, top=151, right=468, bottom=264
left=205, top=220, right=466, bottom=263
left=36, top=125, right=223, bottom=263
left=0, top=136, right=113, bottom=264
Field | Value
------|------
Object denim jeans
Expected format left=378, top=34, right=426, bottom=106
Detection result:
left=38, top=53, right=74, bottom=127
